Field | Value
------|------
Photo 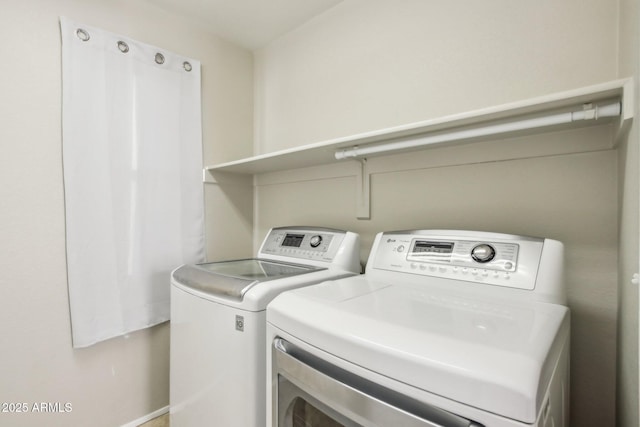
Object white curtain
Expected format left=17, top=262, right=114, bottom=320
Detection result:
left=60, top=17, right=205, bottom=348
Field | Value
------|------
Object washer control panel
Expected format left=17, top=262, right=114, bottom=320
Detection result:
left=372, top=231, right=545, bottom=290
left=260, top=227, right=340, bottom=262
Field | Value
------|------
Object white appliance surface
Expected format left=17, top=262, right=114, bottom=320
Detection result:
left=170, top=226, right=361, bottom=427
left=267, top=230, right=570, bottom=427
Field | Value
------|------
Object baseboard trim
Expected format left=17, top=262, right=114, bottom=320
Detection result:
left=120, top=405, right=169, bottom=427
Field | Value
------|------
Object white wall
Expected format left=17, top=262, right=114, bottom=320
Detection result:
left=253, top=1, right=624, bottom=425
left=0, top=1, right=253, bottom=426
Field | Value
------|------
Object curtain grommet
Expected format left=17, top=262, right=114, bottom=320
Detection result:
left=155, top=53, right=165, bottom=65
left=183, top=61, right=192, bottom=72
left=117, top=41, right=129, bottom=53
left=76, top=28, right=90, bottom=42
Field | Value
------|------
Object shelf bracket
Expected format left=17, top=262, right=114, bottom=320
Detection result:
left=356, top=159, right=371, bottom=220
left=613, top=78, right=635, bottom=147
left=202, top=168, right=253, bottom=187
left=203, top=167, right=217, bottom=184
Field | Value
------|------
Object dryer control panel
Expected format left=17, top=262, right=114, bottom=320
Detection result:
left=406, top=239, right=519, bottom=272
left=369, top=230, right=550, bottom=291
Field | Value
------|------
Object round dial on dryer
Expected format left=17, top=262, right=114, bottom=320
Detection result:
left=309, top=235, right=323, bottom=247
left=471, top=244, right=496, bottom=263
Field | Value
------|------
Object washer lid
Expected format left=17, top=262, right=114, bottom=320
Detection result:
left=267, top=276, right=570, bottom=423
left=172, top=259, right=324, bottom=301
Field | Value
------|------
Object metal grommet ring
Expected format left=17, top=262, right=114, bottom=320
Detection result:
left=183, top=61, right=192, bottom=72
left=155, top=53, right=165, bottom=65
left=76, top=28, right=90, bottom=41
left=117, top=41, right=129, bottom=53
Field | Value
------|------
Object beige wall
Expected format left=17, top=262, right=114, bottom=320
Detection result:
left=254, top=0, right=618, bottom=154
left=0, top=1, right=253, bottom=426
left=617, top=0, right=640, bottom=426
left=253, top=0, right=626, bottom=425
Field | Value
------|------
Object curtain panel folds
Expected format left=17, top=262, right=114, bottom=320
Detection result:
left=60, top=17, right=205, bottom=348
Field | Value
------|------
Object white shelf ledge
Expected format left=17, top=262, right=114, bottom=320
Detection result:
left=205, top=78, right=633, bottom=177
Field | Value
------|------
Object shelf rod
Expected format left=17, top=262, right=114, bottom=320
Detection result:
left=335, top=101, right=621, bottom=160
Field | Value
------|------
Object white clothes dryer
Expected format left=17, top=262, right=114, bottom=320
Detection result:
left=170, top=226, right=360, bottom=427
left=267, top=230, right=570, bottom=427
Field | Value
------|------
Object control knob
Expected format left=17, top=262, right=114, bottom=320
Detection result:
left=471, top=244, right=496, bottom=263
left=309, top=235, right=323, bottom=248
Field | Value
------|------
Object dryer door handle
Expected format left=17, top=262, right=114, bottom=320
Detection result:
left=272, top=338, right=483, bottom=427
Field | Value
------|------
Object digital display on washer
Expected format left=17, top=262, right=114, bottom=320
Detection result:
left=412, top=241, right=454, bottom=254
left=282, top=233, right=305, bottom=248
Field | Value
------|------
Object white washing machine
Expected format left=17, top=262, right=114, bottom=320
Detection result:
left=267, top=229, right=570, bottom=427
left=170, top=226, right=361, bottom=427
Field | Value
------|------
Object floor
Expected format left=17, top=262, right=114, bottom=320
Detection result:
left=139, top=413, right=169, bottom=427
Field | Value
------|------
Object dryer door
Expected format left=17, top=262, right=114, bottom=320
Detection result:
left=272, top=338, right=483, bottom=427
